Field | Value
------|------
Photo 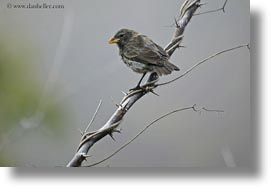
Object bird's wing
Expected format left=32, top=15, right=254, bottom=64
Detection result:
left=123, top=35, right=169, bottom=67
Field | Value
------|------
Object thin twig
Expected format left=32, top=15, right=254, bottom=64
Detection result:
left=157, top=44, right=249, bottom=87
left=84, top=100, right=102, bottom=134
left=86, top=106, right=194, bottom=167
left=202, top=107, right=224, bottom=113
left=86, top=104, right=223, bottom=167
left=195, top=0, right=228, bottom=16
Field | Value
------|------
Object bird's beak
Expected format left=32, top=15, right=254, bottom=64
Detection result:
left=108, top=38, right=120, bottom=44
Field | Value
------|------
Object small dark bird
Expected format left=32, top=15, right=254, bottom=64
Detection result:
left=109, top=29, right=179, bottom=89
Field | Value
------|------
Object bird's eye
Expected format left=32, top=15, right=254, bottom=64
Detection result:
left=119, top=34, right=124, bottom=38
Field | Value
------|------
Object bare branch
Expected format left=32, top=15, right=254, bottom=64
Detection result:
left=66, top=0, right=247, bottom=167
left=194, top=0, right=228, bottom=16
left=68, top=42, right=247, bottom=166
left=156, top=44, right=249, bottom=87
left=66, top=0, right=202, bottom=167
left=86, top=105, right=223, bottom=167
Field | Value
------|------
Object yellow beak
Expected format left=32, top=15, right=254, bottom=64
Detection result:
left=108, top=38, right=120, bottom=44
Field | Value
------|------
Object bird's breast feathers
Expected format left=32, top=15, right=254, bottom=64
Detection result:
left=122, top=56, right=152, bottom=74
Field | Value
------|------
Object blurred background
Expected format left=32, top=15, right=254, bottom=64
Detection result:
left=0, top=0, right=250, bottom=167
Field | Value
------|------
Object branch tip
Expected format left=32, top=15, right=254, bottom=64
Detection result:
left=109, top=133, right=116, bottom=141
left=202, top=107, right=224, bottom=113
left=113, top=129, right=122, bottom=134
left=82, top=154, right=91, bottom=158
left=84, top=100, right=102, bottom=133
left=198, top=3, right=207, bottom=8
left=77, top=129, right=84, bottom=136
left=150, top=90, right=160, bottom=96
left=116, top=103, right=122, bottom=108
left=121, top=91, right=128, bottom=96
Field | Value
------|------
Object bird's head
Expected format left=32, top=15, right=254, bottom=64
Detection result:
left=109, top=29, right=137, bottom=49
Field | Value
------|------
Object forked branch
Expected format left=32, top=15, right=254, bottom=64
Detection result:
left=195, top=0, right=228, bottom=16
left=67, top=0, right=202, bottom=167
left=66, top=0, right=247, bottom=167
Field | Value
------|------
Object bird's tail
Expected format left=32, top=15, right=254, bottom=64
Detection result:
left=154, top=62, right=180, bottom=76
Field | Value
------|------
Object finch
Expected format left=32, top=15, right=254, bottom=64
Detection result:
left=109, top=29, right=179, bottom=89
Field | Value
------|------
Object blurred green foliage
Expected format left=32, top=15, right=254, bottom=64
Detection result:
left=0, top=154, right=13, bottom=166
left=0, top=38, right=71, bottom=164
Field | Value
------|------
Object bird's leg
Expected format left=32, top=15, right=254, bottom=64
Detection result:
left=137, top=73, right=146, bottom=87
left=129, top=73, right=146, bottom=91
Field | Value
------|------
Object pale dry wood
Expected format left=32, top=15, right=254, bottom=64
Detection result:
left=66, top=0, right=243, bottom=167
left=67, top=0, right=202, bottom=167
